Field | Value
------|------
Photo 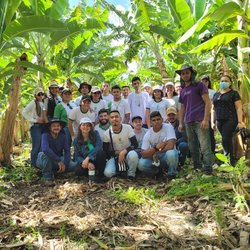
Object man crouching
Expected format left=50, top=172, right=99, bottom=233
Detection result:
left=138, top=111, right=179, bottom=180
left=103, top=110, right=139, bottom=181
left=36, top=118, right=77, bottom=186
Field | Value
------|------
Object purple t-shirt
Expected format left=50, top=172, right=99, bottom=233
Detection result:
left=179, top=82, right=208, bottom=123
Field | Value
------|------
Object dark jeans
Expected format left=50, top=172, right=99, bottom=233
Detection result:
left=30, top=124, right=43, bottom=165
left=75, top=150, right=106, bottom=177
left=209, top=122, right=216, bottom=153
left=176, top=138, right=189, bottom=167
left=217, top=119, right=237, bottom=163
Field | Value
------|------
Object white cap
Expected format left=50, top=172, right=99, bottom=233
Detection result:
left=153, top=85, right=163, bottom=91
left=165, top=82, right=174, bottom=87
left=143, top=82, right=152, bottom=88
left=91, top=86, right=101, bottom=93
left=79, top=117, right=93, bottom=126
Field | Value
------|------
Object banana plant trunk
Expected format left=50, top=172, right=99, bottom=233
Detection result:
left=0, top=55, right=26, bottom=165
left=237, top=1, right=250, bottom=164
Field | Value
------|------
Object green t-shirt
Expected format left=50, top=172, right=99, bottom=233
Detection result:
left=54, top=103, right=68, bottom=124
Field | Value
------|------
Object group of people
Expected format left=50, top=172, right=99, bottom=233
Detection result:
left=22, top=64, right=244, bottom=185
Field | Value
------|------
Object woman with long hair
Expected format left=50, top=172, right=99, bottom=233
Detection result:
left=212, top=75, right=244, bottom=164
left=145, top=85, right=170, bottom=128
left=73, top=117, right=106, bottom=181
left=164, top=82, right=179, bottom=110
left=22, top=87, right=46, bottom=167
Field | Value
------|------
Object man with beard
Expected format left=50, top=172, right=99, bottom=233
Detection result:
left=177, top=64, right=213, bottom=175
left=94, top=109, right=111, bottom=141
left=36, top=118, right=77, bottom=186
left=166, top=107, right=189, bottom=168
left=103, top=110, right=139, bottom=181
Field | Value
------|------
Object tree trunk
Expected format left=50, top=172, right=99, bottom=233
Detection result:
left=154, top=50, right=168, bottom=83
left=0, top=55, right=26, bottom=165
left=237, top=1, right=250, bottom=165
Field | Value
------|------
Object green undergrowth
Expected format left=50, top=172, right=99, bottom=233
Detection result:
left=108, top=186, right=161, bottom=205
left=0, top=164, right=37, bottom=198
left=165, top=175, right=232, bottom=200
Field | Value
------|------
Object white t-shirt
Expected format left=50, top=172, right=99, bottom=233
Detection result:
left=141, top=123, right=176, bottom=150
left=103, top=94, right=113, bottom=103
left=164, top=96, right=179, bottom=110
left=69, top=107, right=95, bottom=136
left=208, top=89, right=216, bottom=101
left=103, top=124, right=135, bottom=151
left=134, top=128, right=148, bottom=148
left=91, top=99, right=107, bottom=120
left=128, top=92, right=149, bottom=124
left=94, top=123, right=111, bottom=141
left=147, top=99, right=170, bottom=122
left=110, top=99, right=130, bottom=123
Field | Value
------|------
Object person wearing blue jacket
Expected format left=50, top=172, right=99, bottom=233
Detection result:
left=36, top=118, right=77, bottom=186
left=73, top=117, right=106, bottom=181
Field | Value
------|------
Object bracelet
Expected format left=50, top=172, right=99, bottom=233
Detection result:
left=154, top=146, right=158, bottom=151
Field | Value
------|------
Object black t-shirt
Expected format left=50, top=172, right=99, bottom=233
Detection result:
left=213, top=90, right=240, bottom=120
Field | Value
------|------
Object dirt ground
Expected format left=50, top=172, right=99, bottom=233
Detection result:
left=0, top=171, right=250, bottom=250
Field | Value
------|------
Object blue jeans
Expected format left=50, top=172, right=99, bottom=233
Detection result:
left=30, top=124, right=43, bottom=165
left=176, top=139, right=189, bottom=167
left=36, top=152, right=78, bottom=180
left=185, top=121, right=214, bottom=172
left=138, top=149, right=179, bottom=177
left=104, top=150, right=139, bottom=178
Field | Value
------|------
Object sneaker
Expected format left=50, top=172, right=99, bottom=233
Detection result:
left=44, top=179, right=55, bottom=187
left=127, top=175, right=136, bottom=182
left=167, top=175, right=176, bottom=181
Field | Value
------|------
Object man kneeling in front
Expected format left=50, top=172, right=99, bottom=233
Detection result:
left=138, top=111, right=179, bottom=180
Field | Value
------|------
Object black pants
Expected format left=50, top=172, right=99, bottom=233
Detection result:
left=75, top=150, right=106, bottom=177
left=217, top=119, right=237, bottom=162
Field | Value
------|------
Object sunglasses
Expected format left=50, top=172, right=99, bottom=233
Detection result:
left=93, top=92, right=101, bottom=95
left=37, top=92, right=44, bottom=96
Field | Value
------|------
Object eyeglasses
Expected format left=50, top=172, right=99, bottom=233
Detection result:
left=37, top=92, right=44, bottom=96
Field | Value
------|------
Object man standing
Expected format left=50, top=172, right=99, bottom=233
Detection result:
left=128, top=77, right=149, bottom=127
left=36, top=118, right=77, bottom=186
left=166, top=107, right=189, bottom=168
left=94, top=109, right=111, bottom=141
left=138, top=111, right=179, bottom=180
left=111, top=85, right=130, bottom=124
left=74, top=82, right=92, bottom=106
left=121, top=85, right=131, bottom=102
left=103, top=110, right=139, bottom=180
left=176, top=64, right=213, bottom=175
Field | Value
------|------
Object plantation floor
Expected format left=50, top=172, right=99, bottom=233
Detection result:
left=0, top=167, right=250, bottom=249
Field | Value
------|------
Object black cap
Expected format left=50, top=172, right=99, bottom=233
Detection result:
left=81, top=95, right=91, bottom=102
left=132, top=116, right=142, bottom=122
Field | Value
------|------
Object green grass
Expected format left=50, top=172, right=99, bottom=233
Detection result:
left=165, top=175, right=232, bottom=200
left=108, top=186, right=161, bottom=205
